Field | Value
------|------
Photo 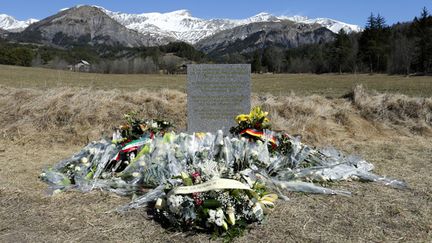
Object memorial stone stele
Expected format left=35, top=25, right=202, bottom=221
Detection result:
left=187, top=64, right=251, bottom=134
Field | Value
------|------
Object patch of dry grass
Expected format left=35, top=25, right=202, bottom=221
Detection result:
left=0, top=86, right=187, bottom=144
left=256, top=85, right=432, bottom=144
left=1, top=85, right=431, bottom=145
left=0, top=85, right=431, bottom=242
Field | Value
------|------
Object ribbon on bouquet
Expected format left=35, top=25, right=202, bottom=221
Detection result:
left=114, top=137, right=150, bottom=161
left=171, top=179, right=251, bottom=195
left=239, top=129, right=277, bottom=145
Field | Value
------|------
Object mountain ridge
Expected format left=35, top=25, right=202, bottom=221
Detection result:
left=196, top=20, right=335, bottom=55
left=14, top=6, right=174, bottom=47
left=98, top=6, right=361, bottom=44
left=1, top=5, right=361, bottom=44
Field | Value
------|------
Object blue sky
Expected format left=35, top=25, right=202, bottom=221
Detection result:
left=1, top=0, right=431, bottom=26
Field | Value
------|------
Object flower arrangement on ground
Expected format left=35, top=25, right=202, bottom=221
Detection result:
left=40, top=107, right=406, bottom=241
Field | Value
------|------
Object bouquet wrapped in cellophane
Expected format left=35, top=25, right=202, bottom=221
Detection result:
left=40, top=108, right=406, bottom=240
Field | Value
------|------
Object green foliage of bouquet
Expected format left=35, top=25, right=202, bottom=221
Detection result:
left=116, top=112, right=173, bottom=141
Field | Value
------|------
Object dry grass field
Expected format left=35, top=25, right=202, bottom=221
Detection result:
left=1, top=64, right=432, bottom=97
left=0, top=65, right=431, bottom=242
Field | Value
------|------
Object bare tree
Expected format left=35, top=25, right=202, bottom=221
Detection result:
left=162, top=55, right=182, bottom=74
left=388, top=35, right=415, bottom=74
left=130, top=57, right=159, bottom=74
left=110, top=58, right=129, bottom=74
left=48, top=57, right=69, bottom=70
left=31, top=53, right=43, bottom=67
left=142, top=57, right=159, bottom=74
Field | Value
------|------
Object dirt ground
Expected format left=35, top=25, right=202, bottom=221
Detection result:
left=0, top=85, right=431, bottom=242
left=1, top=137, right=431, bottom=242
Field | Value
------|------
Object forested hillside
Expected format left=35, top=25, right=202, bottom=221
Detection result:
left=236, top=8, right=432, bottom=74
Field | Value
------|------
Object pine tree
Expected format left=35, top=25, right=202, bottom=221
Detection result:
left=366, top=13, right=377, bottom=30
left=262, top=47, right=285, bottom=73
left=412, top=7, right=432, bottom=73
left=251, top=50, right=262, bottom=73
left=333, top=29, right=353, bottom=73
left=358, top=13, right=390, bottom=72
left=376, top=14, right=386, bottom=29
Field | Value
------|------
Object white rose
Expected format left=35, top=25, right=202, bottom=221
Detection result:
left=168, top=196, right=176, bottom=205
left=215, top=217, right=223, bottom=226
left=175, top=196, right=183, bottom=206
left=251, top=150, right=259, bottom=157
left=208, top=209, right=216, bottom=219
left=216, top=209, right=224, bottom=219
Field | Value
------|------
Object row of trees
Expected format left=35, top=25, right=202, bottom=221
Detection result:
left=0, top=40, right=204, bottom=74
left=92, top=55, right=184, bottom=74
left=247, top=8, right=432, bottom=74
left=0, top=45, right=34, bottom=66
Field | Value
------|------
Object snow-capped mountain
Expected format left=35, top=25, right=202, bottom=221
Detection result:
left=96, top=7, right=361, bottom=44
left=285, top=16, right=362, bottom=33
left=0, top=14, right=38, bottom=32
left=2, top=5, right=361, bottom=47
left=98, top=8, right=242, bottom=44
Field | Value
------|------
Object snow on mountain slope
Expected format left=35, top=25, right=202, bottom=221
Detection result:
left=1, top=6, right=361, bottom=43
left=97, top=7, right=361, bottom=44
left=285, top=16, right=362, bottom=33
left=0, top=14, right=38, bottom=32
left=98, top=8, right=241, bottom=44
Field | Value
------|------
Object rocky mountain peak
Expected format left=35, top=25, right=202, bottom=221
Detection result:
left=17, top=5, right=173, bottom=47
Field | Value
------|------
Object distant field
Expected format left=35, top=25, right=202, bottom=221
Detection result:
left=0, top=64, right=431, bottom=97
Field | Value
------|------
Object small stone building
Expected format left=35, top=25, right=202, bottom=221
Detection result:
left=70, top=60, right=91, bottom=72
